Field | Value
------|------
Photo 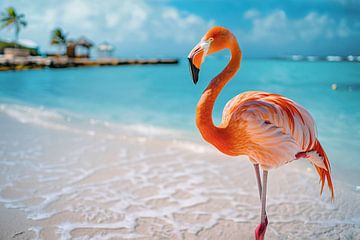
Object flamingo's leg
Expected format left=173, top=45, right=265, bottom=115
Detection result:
left=253, top=164, right=268, bottom=220
left=260, top=170, right=268, bottom=224
left=253, top=164, right=262, bottom=198
left=255, top=170, right=268, bottom=240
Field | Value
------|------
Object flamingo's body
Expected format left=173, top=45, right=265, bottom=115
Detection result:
left=188, top=26, right=334, bottom=240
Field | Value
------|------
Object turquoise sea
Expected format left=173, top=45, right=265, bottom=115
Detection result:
left=0, top=58, right=359, bottom=185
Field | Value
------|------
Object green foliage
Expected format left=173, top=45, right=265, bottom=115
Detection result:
left=0, top=7, right=27, bottom=42
left=50, top=27, right=67, bottom=46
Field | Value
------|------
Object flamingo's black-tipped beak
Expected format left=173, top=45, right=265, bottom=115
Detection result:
left=188, top=57, right=199, bottom=85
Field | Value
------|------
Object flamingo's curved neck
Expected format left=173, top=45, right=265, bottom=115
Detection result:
left=196, top=36, right=242, bottom=143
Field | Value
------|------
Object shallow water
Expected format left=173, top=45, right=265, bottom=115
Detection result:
left=0, top=59, right=359, bottom=184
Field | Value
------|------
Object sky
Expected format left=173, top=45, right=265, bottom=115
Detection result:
left=0, top=0, right=359, bottom=58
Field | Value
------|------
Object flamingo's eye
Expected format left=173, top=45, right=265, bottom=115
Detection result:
left=208, top=37, right=214, bottom=42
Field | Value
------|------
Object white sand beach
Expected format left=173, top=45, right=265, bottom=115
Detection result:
left=0, top=105, right=359, bottom=240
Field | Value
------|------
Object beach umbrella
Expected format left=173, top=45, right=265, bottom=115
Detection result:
left=96, top=42, right=115, bottom=58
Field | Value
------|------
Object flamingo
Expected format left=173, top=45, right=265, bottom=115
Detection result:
left=187, top=26, right=334, bottom=240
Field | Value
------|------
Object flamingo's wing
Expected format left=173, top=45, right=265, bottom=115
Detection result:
left=239, top=100, right=299, bottom=168
left=223, top=91, right=317, bottom=169
left=223, top=91, right=333, bottom=197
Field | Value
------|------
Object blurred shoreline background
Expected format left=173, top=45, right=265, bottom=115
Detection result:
left=0, top=0, right=359, bottom=239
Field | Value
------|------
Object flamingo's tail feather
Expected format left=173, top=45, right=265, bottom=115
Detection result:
left=306, top=140, right=334, bottom=200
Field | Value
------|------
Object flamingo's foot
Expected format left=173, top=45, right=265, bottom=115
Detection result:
left=255, top=215, right=268, bottom=240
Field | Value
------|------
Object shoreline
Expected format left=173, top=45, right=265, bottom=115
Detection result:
left=0, top=100, right=359, bottom=186
left=0, top=57, right=179, bottom=72
left=0, top=106, right=359, bottom=239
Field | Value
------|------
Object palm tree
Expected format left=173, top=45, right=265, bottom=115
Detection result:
left=50, top=27, right=67, bottom=55
left=0, top=7, right=27, bottom=43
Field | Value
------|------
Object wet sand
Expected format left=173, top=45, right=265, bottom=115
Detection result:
left=0, top=110, right=359, bottom=239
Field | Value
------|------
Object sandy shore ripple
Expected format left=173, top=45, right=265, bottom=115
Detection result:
left=0, top=111, right=359, bottom=239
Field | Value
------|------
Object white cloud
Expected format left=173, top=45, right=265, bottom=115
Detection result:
left=243, top=9, right=351, bottom=44
left=0, top=0, right=214, bottom=56
left=243, top=9, right=260, bottom=20
left=337, top=19, right=350, bottom=38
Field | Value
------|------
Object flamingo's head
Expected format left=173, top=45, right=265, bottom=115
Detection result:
left=188, top=26, right=234, bottom=84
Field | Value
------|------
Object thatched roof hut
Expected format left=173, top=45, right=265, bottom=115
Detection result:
left=66, top=37, right=93, bottom=58
left=77, top=37, right=93, bottom=49
left=66, top=40, right=76, bottom=58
